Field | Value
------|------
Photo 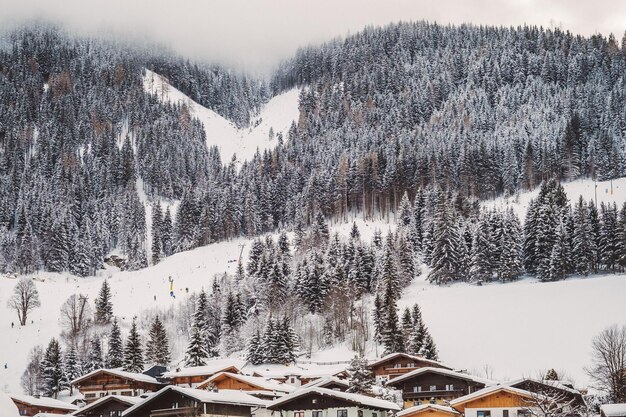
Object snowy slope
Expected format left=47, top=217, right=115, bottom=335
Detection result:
left=483, top=177, right=626, bottom=219
left=142, top=69, right=300, bottom=163
left=1, top=179, right=624, bottom=393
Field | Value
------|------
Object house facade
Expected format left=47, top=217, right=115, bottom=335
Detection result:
left=70, top=369, right=163, bottom=403
left=267, top=387, right=401, bottom=417
left=161, top=360, right=243, bottom=387
left=368, top=354, right=451, bottom=382
left=72, top=395, right=142, bottom=417
left=196, top=372, right=295, bottom=399
left=122, top=386, right=270, bottom=417
left=397, top=404, right=461, bottom=417
left=9, top=394, right=78, bottom=416
left=386, top=367, right=492, bottom=407
left=450, top=386, right=538, bottom=417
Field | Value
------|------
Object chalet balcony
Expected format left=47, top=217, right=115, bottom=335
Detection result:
left=403, top=389, right=465, bottom=399
left=150, top=406, right=199, bottom=417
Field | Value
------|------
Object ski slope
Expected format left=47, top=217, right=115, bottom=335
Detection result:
left=142, top=69, right=300, bottom=163
left=1, top=179, right=625, bottom=393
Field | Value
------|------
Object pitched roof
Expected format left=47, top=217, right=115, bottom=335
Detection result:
left=71, top=395, right=142, bottom=415
left=368, top=353, right=451, bottom=370
left=449, top=385, right=537, bottom=408
left=504, top=379, right=583, bottom=397
left=70, top=368, right=160, bottom=385
left=122, top=386, right=270, bottom=416
left=198, top=372, right=296, bottom=393
left=9, top=394, right=79, bottom=411
left=386, top=367, right=495, bottom=387
left=397, top=404, right=461, bottom=417
left=267, top=387, right=401, bottom=411
left=162, top=359, right=244, bottom=378
left=300, top=376, right=351, bottom=390
left=601, top=404, right=626, bottom=417
left=243, top=363, right=348, bottom=379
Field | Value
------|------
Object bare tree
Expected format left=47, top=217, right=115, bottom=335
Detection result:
left=522, top=381, right=588, bottom=417
left=59, top=294, right=93, bottom=348
left=7, top=277, right=41, bottom=326
left=586, top=325, right=626, bottom=403
left=20, top=345, right=44, bottom=395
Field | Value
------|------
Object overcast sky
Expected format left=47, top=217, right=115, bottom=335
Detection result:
left=1, top=0, right=625, bottom=73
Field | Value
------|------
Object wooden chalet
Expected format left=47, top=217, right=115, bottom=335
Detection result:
left=122, top=386, right=270, bottom=417
left=397, top=404, right=462, bottom=417
left=196, top=372, right=295, bottom=399
left=505, top=379, right=585, bottom=409
left=161, top=360, right=243, bottom=387
left=9, top=394, right=78, bottom=416
left=368, top=353, right=451, bottom=381
left=450, top=386, right=538, bottom=417
left=70, top=369, right=163, bottom=403
left=267, top=387, right=401, bottom=417
left=72, top=395, right=143, bottom=417
left=386, top=367, right=492, bottom=407
left=245, top=364, right=349, bottom=387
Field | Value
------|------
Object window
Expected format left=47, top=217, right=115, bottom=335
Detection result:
left=517, top=410, right=531, bottom=417
left=445, top=384, right=454, bottom=391
left=313, top=411, right=323, bottom=417
left=430, top=385, right=437, bottom=391
left=291, top=377, right=296, bottom=384
left=413, top=386, right=422, bottom=393
left=429, top=399, right=436, bottom=404
left=407, top=363, right=415, bottom=368
left=373, top=413, right=378, bottom=417
left=338, top=409, right=348, bottom=417
left=359, top=410, right=364, bottom=417
left=295, top=412, right=305, bottom=417
left=503, top=411, right=509, bottom=417
left=394, top=364, right=402, bottom=368
left=477, top=411, right=491, bottom=417
left=172, top=402, right=179, bottom=409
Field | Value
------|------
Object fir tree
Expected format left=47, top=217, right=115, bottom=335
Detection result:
left=346, top=355, right=375, bottom=394
left=419, top=332, right=439, bottom=361
left=407, top=304, right=426, bottom=355
left=123, top=318, right=144, bottom=373
left=107, top=318, right=124, bottom=368
left=41, top=338, right=65, bottom=399
left=94, top=280, right=114, bottom=325
left=86, top=336, right=103, bottom=372
left=63, top=344, right=82, bottom=394
left=145, top=315, right=170, bottom=366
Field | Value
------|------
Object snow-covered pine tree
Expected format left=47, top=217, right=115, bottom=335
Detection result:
left=600, top=202, right=621, bottom=272
left=572, top=197, right=592, bottom=275
left=470, top=215, right=495, bottom=282
left=428, top=197, right=463, bottom=284
left=86, top=336, right=103, bottom=372
left=151, top=204, right=163, bottom=265
left=41, top=338, right=65, bottom=399
left=497, top=208, right=523, bottom=281
left=398, top=192, right=413, bottom=228
left=123, top=318, right=144, bottom=373
left=346, top=355, right=375, bottom=394
left=407, top=304, right=426, bottom=355
left=107, top=318, right=124, bottom=368
left=94, top=280, right=113, bottom=325
left=381, top=272, right=404, bottom=354
left=63, top=344, right=82, bottom=394
left=185, top=292, right=210, bottom=367
left=246, top=329, right=263, bottom=365
left=145, top=315, right=170, bottom=366
left=419, top=332, right=439, bottom=361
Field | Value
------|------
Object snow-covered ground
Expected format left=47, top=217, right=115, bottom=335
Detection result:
left=1, top=178, right=624, bottom=393
left=142, top=69, right=300, bottom=163
left=483, top=177, right=626, bottom=219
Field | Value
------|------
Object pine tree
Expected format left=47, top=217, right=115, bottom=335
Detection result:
left=428, top=198, right=463, bottom=284
left=64, top=344, right=82, bottom=393
left=372, top=293, right=384, bottom=344
left=123, top=318, right=144, bottom=373
left=41, top=338, right=65, bottom=398
left=381, top=274, right=404, bottom=354
left=407, top=304, right=426, bottom=355
left=572, top=197, right=592, bottom=275
left=151, top=204, right=163, bottom=265
left=107, top=317, right=124, bottom=368
left=420, top=332, right=439, bottom=361
left=346, top=355, right=375, bottom=394
left=547, top=221, right=570, bottom=281
left=94, top=280, right=113, bottom=325
left=246, top=328, right=263, bottom=365
left=545, top=368, right=559, bottom=381
left=470, top=216, right=494, bottom=282
left=86, top=336, right=103, bottom=372
left=185, top=292, right=210, bottom=367
left=145, top=315, right=170, bottom=366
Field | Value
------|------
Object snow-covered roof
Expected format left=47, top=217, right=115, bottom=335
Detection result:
left=71, top=395, right=142, bottom=415
left=300, top=376, right=350, bottom=390
left=386, top=367, right=495, bottom=387
left=268, top=387, right=401, bottom=411
left=368, top=353, right=451, bottom=370
left=449, top=386, right=536, bottom=407
left=162, top=359, right=244, bottom=378
left=199, top=372, right=296, bottom=393
left=243, top=363, right=348, bottom=379
left=9, top=394, right=79, bottom=411
left=122, top=386, right=271, bottom=416
left=70, top=368, right=160, bottom=385
left=601, top=404, right=626, bottom=417
left=0, top=392, right=20, bottom=417
left=34, top=414, right=73, bottom=417
left=397, top=404, right=461, bottom=417
left=504, top=379, right=582, bottom=397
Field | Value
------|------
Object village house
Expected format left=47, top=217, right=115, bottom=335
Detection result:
left=72, top=395, right=143, bottom=417
left=449, top=385, right=539, bottom=417
left=9, top=394, right=78, bottom=416
left=70, top=369, right=163, bottom=403
left=121, top=385, right=271, bottom=417
left=368, top=353, right=451, bottom=382
left=266, top=387, right=401, bottom=417
left=397, top=403, right=462, bottom=417
left=196, top=371, right=296, bottom=399
left=504, top=379, right=585, bottom=409
left=161, top=359, right=243, bottom=387
left=385, top=367, right=493, bottom=407
left=244, top=364, right=349, bottom=387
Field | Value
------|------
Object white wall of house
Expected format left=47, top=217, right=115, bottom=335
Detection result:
left=464, top=407, right=535, bottom=417
left=273, top=407, right=387, bottom=417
